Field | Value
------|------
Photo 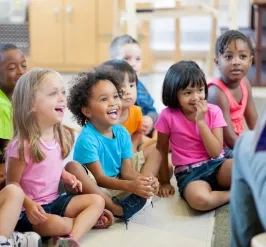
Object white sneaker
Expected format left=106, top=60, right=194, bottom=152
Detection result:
left=9, top=232, right=41, bottom=247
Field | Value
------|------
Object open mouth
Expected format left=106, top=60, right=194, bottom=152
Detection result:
left=55, top=107, right=64, bottom=113
left=231, top=70, right=242, bottom=74
left=107, top=109, right=118, bottom=119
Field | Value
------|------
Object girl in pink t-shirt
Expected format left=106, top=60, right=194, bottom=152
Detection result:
left=155, top=61, right=232, bottom=211
left=5, top=68, right=114, bottom=246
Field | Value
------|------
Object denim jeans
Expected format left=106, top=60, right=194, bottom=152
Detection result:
left=230, top=131, right=266, bottom=247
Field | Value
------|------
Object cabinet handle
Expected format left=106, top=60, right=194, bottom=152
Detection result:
left=66, top=5, right=73, bottom=22
left=54, top=6, right=60, bottom=22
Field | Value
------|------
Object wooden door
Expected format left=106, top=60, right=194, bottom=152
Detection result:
left=64, top=0, right=96, bottom=67
left=29, top=0, right=64, bottom=66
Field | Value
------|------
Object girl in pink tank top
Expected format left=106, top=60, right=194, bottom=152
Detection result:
left=208, top=30, right=258, bottom=157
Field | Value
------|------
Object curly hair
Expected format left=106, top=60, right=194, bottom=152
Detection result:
left=67, top=66, right=124, bottom=126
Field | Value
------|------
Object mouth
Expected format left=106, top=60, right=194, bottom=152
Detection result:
left=55, top=106, right=65, bottom=114
left=123, top=98, right=133, bottom=102
left=231, top=69, right=243, bottom=75
left=107, top=109, right=119, bottom=119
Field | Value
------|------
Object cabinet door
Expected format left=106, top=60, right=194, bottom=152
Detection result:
left=64, top=0, right=96, bottom=67
left=29, top=0, right=64, bottom=65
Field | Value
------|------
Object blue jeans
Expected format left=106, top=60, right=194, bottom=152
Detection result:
left=230, top=131, right=266, bottom=247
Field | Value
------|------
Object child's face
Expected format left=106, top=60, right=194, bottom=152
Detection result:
left=177, top=83, right=205, bottom=114
left=0, top=49, right=26, bottom=94
left=32, top=73, right=66, bottom=127
left=215, top=39, right=253, bottom=83
left=121, top=73, right=137, bottom=109
left=82, top=80, right=122, bottom=129
left=116, top=43, right=142, bottom=76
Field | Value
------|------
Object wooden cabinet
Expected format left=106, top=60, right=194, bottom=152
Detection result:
left=29, top=0, right=96, bottom=72
left=29, top=0, right=151, bottom=73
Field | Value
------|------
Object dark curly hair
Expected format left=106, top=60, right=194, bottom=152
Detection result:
left=215, top=30, right=253, bottom=57
left=67, top=66, right=124, bottom=126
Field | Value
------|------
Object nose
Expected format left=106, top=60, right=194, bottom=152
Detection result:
left=232, top=56, right=240, bottom=65
left=17, top=65, right=25, bottom=75
left=191, top=93, right=199, bottom=101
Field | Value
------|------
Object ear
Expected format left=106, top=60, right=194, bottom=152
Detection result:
left=81, top=106, right=92, bottom=119
left=214, top=57, right=221, bottom=70
left=249, top=55, right=254, bottom=66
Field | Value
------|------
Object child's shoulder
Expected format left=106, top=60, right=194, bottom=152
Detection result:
left=207, top=103, right=222, bottom=113
left=129, top=105, right=142, bottom=115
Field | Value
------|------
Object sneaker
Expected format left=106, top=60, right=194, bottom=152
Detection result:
left=50, top=235, right=79, bottom=247
left=113, top=194, right=151, bottom=228
left=9, top=232, right=41, bottom=247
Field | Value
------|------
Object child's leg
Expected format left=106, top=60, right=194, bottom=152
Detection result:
left=0, top=184, right=24, bottom=238
left=63, top=194, right=104, bottom=241
left=216, top=159, right=232, bottom=189
left=184, top=181, right=230, bottom=211
left=139, top=143, right=161, bottom=177
left=65, top=162, right=123, bottom=217
left=32, top=214, right=74, bottom=237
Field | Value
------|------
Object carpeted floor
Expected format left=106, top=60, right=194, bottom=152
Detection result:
left=212, top=204, right=230, bottom=247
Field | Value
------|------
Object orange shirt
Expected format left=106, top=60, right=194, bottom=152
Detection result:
left=122, top=105, right=142, bottom=135
left=208, top=78, right=248, bottom=136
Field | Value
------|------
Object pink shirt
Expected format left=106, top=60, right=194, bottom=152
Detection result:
left=155, top=104, right=227, bottom=166
left=208, top=78, right=248, bottom=136
left=6, top=138, right=62, bottom=207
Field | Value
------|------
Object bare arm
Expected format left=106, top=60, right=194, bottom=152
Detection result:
left=208, top=85, right=238, bottom=148
left=6, top=157, right=47, bottom=224
left=243, top=79, right=258, bottom=130
left=120, top=158, right=141, bottom=180
left=156, top=132, right=170, bottom=184
left=87, top=160, right=132, bottom=191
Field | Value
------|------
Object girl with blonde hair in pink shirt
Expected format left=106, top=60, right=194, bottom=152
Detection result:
left=155, top=61, right=232, bottom=211
left=5, top=68, right=114, bottom=247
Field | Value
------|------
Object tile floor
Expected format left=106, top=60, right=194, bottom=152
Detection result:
left=60, top=67, right=266, bottom=247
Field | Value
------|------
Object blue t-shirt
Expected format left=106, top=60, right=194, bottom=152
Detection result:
left=73, top=122, right=133, bottom=177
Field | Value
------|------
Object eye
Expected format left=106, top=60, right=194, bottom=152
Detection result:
left=136, top=57, right=141, bottom=61
left=7, top=66, right=16, bottom=71
left=62, top=90, right=66, bottom=96
left=240, top=55, right=247, bottom=59
left=49, top=91, right=57, bottom=96
left=130, top=83, right=135, bottom=88
left=184, top=92, right=190, bottom=95
left=114, top=94, right=119, bottom=99
left=225, top=55, right=232, bottom=60
left=198, top=88, right=204, bottom=93
left=100, top=97, right=107, bottom=102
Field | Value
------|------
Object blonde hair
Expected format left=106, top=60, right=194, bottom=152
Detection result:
left=11, top=68, right=74, bottom=163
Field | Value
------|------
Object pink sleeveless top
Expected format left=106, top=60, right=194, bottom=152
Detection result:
left=208, top=78, right=248, bottom=136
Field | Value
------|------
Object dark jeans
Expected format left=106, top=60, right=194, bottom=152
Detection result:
left=230, top=131, right=266, bottom=247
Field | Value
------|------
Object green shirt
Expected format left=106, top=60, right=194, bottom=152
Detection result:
left=0, top=89, right=13, bottom=155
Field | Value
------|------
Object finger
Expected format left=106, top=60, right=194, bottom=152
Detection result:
left=76, top=181, right=82, bottom=192
left=170, top=187, right=175, bottom=195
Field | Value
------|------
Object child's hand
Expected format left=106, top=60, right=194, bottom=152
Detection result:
left=149, top=176, right=159, bottom=195
left=142, top=116, right=153, bottom=135
left=195, top=99, right=208, bottom=122
left=158, top=183, right=175, bottom=198
left=130, top=176, right=154, bottom=199
left=61, top=170, right=82, bottom=193
left=25, top=201, right=47, bottom=225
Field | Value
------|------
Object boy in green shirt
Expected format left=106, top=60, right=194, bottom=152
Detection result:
left=0, top=43, right=27, bottom=188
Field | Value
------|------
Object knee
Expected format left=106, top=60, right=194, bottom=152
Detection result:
left=3, top=184, right=24, bottom=202
left=90, top=194, right=105, bottom=210
left=65, top=161, right=81, bottom=173
left=188, top=193, right=211, bottom=211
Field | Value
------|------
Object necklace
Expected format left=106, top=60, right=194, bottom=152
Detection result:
left=40, top=138, right=58, bottom=150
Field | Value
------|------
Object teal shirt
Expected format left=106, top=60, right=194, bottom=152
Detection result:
left=0, top=90, right=13, bottom=155
left=73, top=122, right=134, bottom=177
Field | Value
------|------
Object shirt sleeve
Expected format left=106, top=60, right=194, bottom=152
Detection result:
left=120, top=127, right=134, bottom=159
left=136, top=81, right=158, bottom=123
left=210, top=105, right=228, bottom=129
left=154, top=109, right=171, bottom=134
left=0, top=103, right=13, bottom=140
left=73, top=134, right=99, bottom=165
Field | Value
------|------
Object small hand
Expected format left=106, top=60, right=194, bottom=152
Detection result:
left=25, top=201, right=47, bottom=225
left=131, top=176, right=154, bottom=199
left=142, top=116, right=153, bottom=135
left=62, top=170, right=82, bottom=193
left=149, top=176, right=159, bottom=195
left=158, top=183, right=175, bottom=198
left=195, top=99, right=207, bottom=122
